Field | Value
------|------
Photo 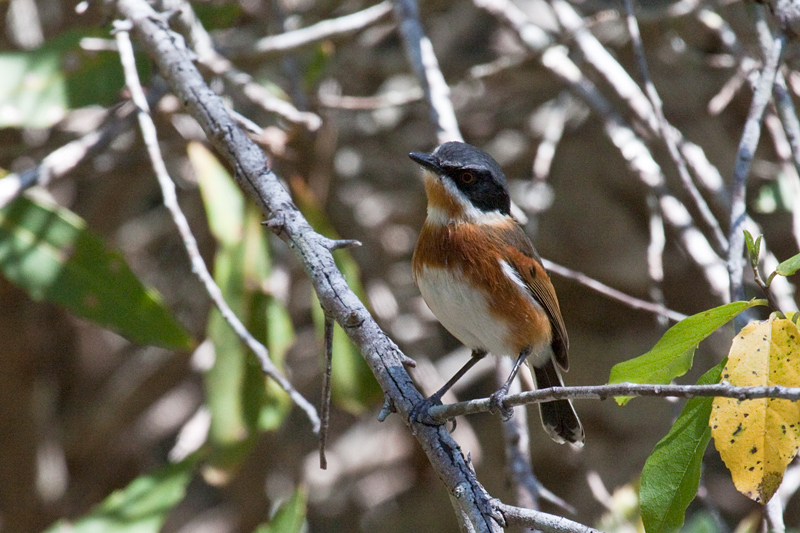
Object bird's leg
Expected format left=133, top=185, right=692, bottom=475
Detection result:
left=489, top=346, right=532, bottom=421
left=411, top=349, right=488, bottom=425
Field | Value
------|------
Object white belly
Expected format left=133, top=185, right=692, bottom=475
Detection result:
left=416, top=265, right=517, bottom=357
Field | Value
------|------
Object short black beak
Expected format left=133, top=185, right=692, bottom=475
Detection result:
left=409, top=152, right=441, bottom=174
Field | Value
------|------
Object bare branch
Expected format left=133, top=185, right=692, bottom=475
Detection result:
left=318, top=87, right=424, bottom=110
left=164, top=0, right=322, bottom=130
left=495, top=501, right=601, bottom=533
left=498, top=360, right=540, bottom=520
left=645, top=193, right=668, bottom=328
left=551, top=0, right=729, bottom=215
left=392, top=0, right=462, bottom=143
left=428, top=383, right=800, bottom=422
left=0, top=99, right=153, bottom=209
left=477, top=0, right=731, bottom=301
left=728, top=30, right=785, bottom=302
left=623, top=0, right=728, bottom=252
left=542, top=259, right=687, bottom=322
left=319, top=314, right=334, bottom=469
left=114, top=19, right=322, bottom=432
left=497, top=361, right=575, bottom=518
left=224, top=1, right=393, bottom=59
left=114, top=1, right=502, bottom=529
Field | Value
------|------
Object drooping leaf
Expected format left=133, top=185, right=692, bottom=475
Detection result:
left=45, top=460, right=194, bottom=533
left=253, top=486, right=308, bottom=533
left=0, top=195, right=193, bottom=350
left=609, top=300, right=764, bottom=405
left=709, top=315, right=800, bottom=503
left=191, top=146, right=292, bottom=479
left=190, top=142, right=244, bottom=246
left=640, top=361, right=725, bottom=533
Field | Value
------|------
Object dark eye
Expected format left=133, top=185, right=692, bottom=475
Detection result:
left=460, top=171, right=475, bottom=184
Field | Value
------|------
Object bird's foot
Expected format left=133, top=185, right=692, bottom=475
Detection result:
left=410, top=395, right=445, bottom=426
left=489, top=390, right=514, bottom=421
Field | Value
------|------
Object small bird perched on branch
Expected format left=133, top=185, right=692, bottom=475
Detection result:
left=409, top=141, right=584, bottom=446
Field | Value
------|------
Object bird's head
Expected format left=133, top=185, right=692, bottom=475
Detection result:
left=410, top=141, right=511, bottom=224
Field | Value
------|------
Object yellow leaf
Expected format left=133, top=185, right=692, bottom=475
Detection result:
left=709, top=315, right=800, bottom=503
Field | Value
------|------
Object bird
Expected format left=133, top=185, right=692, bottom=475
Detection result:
left=409, top=141, right=584, bottom=446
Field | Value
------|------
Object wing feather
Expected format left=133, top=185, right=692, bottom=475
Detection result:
left=496, top=224, right=570, bottom=370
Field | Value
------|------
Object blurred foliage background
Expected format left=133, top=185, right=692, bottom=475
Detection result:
left=0, top=0, right=799, bottom=531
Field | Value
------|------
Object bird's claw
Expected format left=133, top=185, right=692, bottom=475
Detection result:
left=489, top=390, right=514, bottom=421
left=410, top=396, right=445, bottom=426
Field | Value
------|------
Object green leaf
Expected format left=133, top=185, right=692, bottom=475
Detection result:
left=0, top=31, right=150, bottom=128
left=45, top=460, right=194, bottom=533
left=0, top=46, right=67, bottom=128
left=0, top=195, right=193, bottom=350
left=743, top=230, right=761, bottom=267
left=608, top=300, right=762, bottom=405
left=192, top=2, right=243, bottom=30
left=190, top=142, right=244, bottom=246
left=640, top=361, right=724, bottom=533
left=195, top=148, right=292, bottom=472
left=681, top=512, right=720, bottom=533
left=775, top=252, right=800, bottom=278
left=254, top=486, right=307, bottom=533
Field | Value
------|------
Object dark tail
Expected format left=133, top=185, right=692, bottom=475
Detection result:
left=533, top=360, right=585, bottom=447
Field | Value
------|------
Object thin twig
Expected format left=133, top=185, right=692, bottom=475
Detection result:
left=319, top=314, right=334, bottom=469
left=318, top=87, right=424, bottom=110
left=623, top=0, right=728, bottom=253
left=551, top=0, right=728, bottom=207
left=164, top=0, right=322, bottom=130
left=543, top=255, right=688, bottom=323
left=428, top=383, right=800, bottom=422
left=223, top=1, right=394, bottom=58
left=392, top=0, right=462, bottom=143
left=773, top=74, right=800, bottom=179
left=727, top=31, right=785, bottom=303
left=113, top=20, right=321, bottom=433
left=549, top=40, right=729, bottom=300
left=764, top=495, right=785, bottom=533
left=495, top=502, right=602, bottom=533
left=763, top=30, right=800, bottom=257
left=0, top=99, right=155, bottom=209
left=498, top=359, right=539, bottom=523
left=477, top=0, right=731, bottom=301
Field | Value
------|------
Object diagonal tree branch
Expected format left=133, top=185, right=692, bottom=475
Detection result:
left=113, top=20, right=322, bottom=432
left=112, top=1, right=507, bottom=530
